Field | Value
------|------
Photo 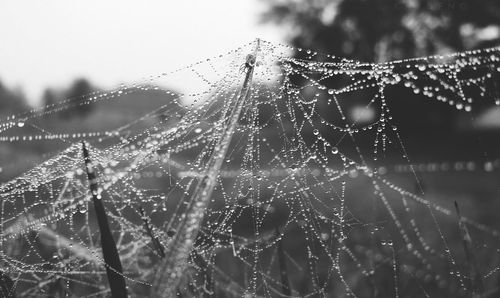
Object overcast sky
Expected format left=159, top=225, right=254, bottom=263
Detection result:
left=0, top=0, right=285, bottom=105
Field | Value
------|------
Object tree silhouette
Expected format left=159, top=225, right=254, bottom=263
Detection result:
left=41, top=88, right=58, bottom=108
left=0, top=80, right=27, bottom=118
left=262, top=0, right=500, bottom=62
left=61, top=78, right=95, bottom=118
left=261, top=0, right=500, bottom=133
left=41, top=78, right=97, bottom=119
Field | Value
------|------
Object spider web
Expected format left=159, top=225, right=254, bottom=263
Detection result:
left=1, top=40, right=500, bottom=297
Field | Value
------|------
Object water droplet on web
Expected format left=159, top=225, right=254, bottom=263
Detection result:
left=1, top=40, right=498, bottom=297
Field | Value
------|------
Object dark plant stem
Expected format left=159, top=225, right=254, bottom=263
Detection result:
left=138, top=206, right=165, bottom=258
left=82, top=141, right=127, bottom=298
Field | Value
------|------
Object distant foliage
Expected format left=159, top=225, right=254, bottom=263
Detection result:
left=261, top=0, right=500, bottom=62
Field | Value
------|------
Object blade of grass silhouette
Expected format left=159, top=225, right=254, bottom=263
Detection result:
left=138, top=206, right=165, bottom=258
left=151, top=38, right=261, bottom=297
left=455, top=201, right=483, bottom=298
left=275, top=227, right=292, bottom=296
left=191, top=252, right=214, bottom=298
left=82, top=141, right=128, bottom=298
left=0, top=270, right=15, bottom=298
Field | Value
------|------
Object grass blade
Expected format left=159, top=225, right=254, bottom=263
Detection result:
left=138, top=206, right=165, bottom=258
left=151, top=39, right=261, bottom=297
left=82, top=141, right=127, bottom=298
left=455, top=201, right=483, bottom=298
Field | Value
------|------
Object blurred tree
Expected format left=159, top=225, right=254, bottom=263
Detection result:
left=0, top=80, right=28, bottom=118
left=41, top=89, right=58, bottom=108
left=262, top=0, right=500, bottom=62
left=42, top=78, right=96, bottom=119
left=62, top=78, right=95, bottom=118
left=261, top=0, right=500, bottom=134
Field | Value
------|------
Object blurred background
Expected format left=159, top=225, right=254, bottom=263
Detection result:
left=1, top=0, right=500, bottom=166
